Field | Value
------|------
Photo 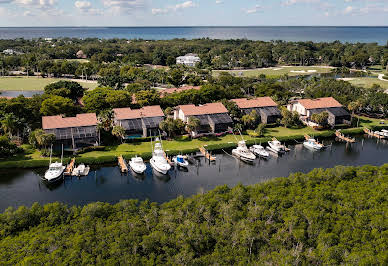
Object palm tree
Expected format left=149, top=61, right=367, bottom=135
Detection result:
left=186, top=117, right=200, bottom=134
left=0, top=113, right=17, bottom=137
left=112, top=126, right=125, bottom=143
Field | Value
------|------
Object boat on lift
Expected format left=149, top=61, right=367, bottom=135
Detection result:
left=303, top=138, right=324, bottom=150
left=72, top=163, right=90, bottom=176
left=267, top=139, right=286, bottom=154
left=129, top=156, right=147, bottom=174
left=44, top=144, right=65, bottom=183
left=250, top=144, right=270, bottom=158
left=172, top=155, right=189, bottom=168
left=232, top=140, right=256, bottom=163
left=150, top=138, right=171, bottom=175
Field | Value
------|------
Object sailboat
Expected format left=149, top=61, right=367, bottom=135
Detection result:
left=44, top=144, right=65, bottom=183
left=232, top=131, right=256, bottom=163
left=150, top=137, right=171, bottom=175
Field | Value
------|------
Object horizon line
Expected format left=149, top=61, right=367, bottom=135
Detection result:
left=1, top=25, right=388, bottom=28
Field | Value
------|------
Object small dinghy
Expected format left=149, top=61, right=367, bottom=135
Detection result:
left=172, top=155, right=189, bottom=168
left=129, top=156, right=147, bottom=174
left=73, top=163, right=90, bottom=177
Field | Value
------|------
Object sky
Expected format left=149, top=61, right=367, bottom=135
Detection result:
left=0, top=0, right=387, bottom=27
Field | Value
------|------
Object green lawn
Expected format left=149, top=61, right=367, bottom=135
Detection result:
left=347, top=77, right=388, bottom=90
left=0, top=77, right=98, bottom=91
left=213, top=66, right=334, bottom=78
left=357, top=116, right=388, bottom=127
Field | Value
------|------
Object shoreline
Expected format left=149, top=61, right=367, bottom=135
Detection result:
left=0, top=127, right=366, bottom=170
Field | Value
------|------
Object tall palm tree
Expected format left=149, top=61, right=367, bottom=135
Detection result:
left=0, top=113, right=17, bottom=137
left=187, top=117, right=200, bottom=134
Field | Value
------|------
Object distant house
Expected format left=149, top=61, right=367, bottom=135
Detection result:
left=174, top=102, right=233, bottom=136
left=287, top=97, right=351, bottom=127
left=76, top=50, right=87, bottom=59
left=232, top=97, right=282, bottom=124
left=176, top=53, right=201, bottom=67
left=42, top=113, right=99, bottom=150
left=160, top=85, right=201, bottom=97
left=113, top=106, right=165, bottom=139
left=2, top=49, right=23, bottom=55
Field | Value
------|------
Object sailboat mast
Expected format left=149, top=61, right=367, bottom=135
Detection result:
left=61, top=144, right=63, bottom=164
left=49, top=144, right=53, bottom=165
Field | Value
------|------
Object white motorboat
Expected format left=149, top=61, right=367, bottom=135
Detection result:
left=129, top=156, right=147, bottom=174
left=150, top=140, right=171, bottom=175
left=44, top=162, right=65, bottom=182
left=44, top=145, right=65, bottom=183
left=303, top=138, right=324, bottom=150
left=375, top=131, right=387, bottom=138
left=267, top=139, right=286, bottom=154
left=382, top=129, right=388, bottom=137
left=173, top=155, right=189, bottom=168
left=250, top=145, right=270, bottom=158
left=72, top=163, right=90, bottom=176
left=232, top=140, right=256, bottom=163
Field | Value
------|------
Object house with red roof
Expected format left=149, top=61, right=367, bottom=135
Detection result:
left=42, top=113, right=99, bottom=150
left=174, top=102, right=233, bottom=136
left=287, top=97, right=351, bottom=126
left=231, top=97, right=281, bottom=124
left=113, top=105, right=165, bottom=139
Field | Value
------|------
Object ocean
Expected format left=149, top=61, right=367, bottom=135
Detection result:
left=0, top=26, right=387, bottom=44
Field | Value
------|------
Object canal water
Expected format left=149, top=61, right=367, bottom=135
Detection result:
left=0, top=90, right=44, bottom=98
left=0, top=137, right=387, bottom=211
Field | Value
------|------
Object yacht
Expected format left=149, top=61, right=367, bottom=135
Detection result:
left=232, top=140, right=256, bottom=163
left=150, top=140, right=171, bottom=175
left=303, top=138, right=324, bottom=150
left=267, top=139, right=286, bottom=154
left=44, top=145, right=65, bottom=183
left=250, top=145, right=270, bottom=158
left=173, top=155, right=189, bottom=168
left=129, top=156, right=147, bottom=174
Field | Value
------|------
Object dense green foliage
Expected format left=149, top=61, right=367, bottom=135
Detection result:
left=1, top=38, right=387, bottom=73
left=0, top=164, right=387, bottom=264
left=0, top=135, right=21, bottom=158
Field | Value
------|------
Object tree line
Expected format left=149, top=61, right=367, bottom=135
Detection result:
left=0, top=163, right=386, bottom=264
left=1, top=38, right=388, bottom=77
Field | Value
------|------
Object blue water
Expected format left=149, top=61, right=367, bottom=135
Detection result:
left=0, top=27, right=387, bottom=44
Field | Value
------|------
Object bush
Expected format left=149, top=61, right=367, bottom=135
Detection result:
left=0, top=136, right=22, bottom=159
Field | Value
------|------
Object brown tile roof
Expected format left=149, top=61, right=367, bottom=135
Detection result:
left=177, top=102, right=228, bottom=116
left=296, top=97, right=343, bottom=109
left=113, top=105, right=164, bottom=120
left=42, top=113, right=97, bottom=130
left=231, top=97, right=277, bottom=109
left=160, top=86, right=201, bottom=97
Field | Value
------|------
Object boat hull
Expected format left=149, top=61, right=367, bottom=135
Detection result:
left=150, top=159, right=170, bottom=175
left=129, top=163, right=147, bottom=174
left=232, top=150, right=256, bottom=163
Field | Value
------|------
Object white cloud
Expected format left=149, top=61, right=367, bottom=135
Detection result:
left=152, top=1, right=196, bottom=15
left=244, top=5, right=262, bottom=14
left=75, top=1, right=102, bottom=15
left=215, top=0, right=223, bottom=4
left=282, top=0, right=320, bottom=6
left=103, top=0, right=147, bottom=14
left=344, top=5, right=353, bottom=14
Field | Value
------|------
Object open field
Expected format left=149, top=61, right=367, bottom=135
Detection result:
left=346, top=77, right=388, bottom=90
left=0, top=77, right=98, bottom=91
left=213, top=66, right=334, bottom=78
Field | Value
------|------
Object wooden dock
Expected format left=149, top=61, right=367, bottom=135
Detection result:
left=335, top=130, right=356, bottom=143
left=118, top=156, right=128, bottom=173
left=199, top=146, right=216, bottom=162
left=64, top=158, right=75, bottom=176
left=364, top=128, right=384, bottom=139
left=163, top=152, right=174, bottom=166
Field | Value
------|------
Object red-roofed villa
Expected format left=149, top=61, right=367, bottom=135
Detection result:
left=42, top=113, right=99, bottom=150
left=174, top=102, right=233, bottom=136
left=232, top=97, right=281, bottom=124
left=113, top=105, right=165, bottom=139
left=287, top=97, right=351, bottom=127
